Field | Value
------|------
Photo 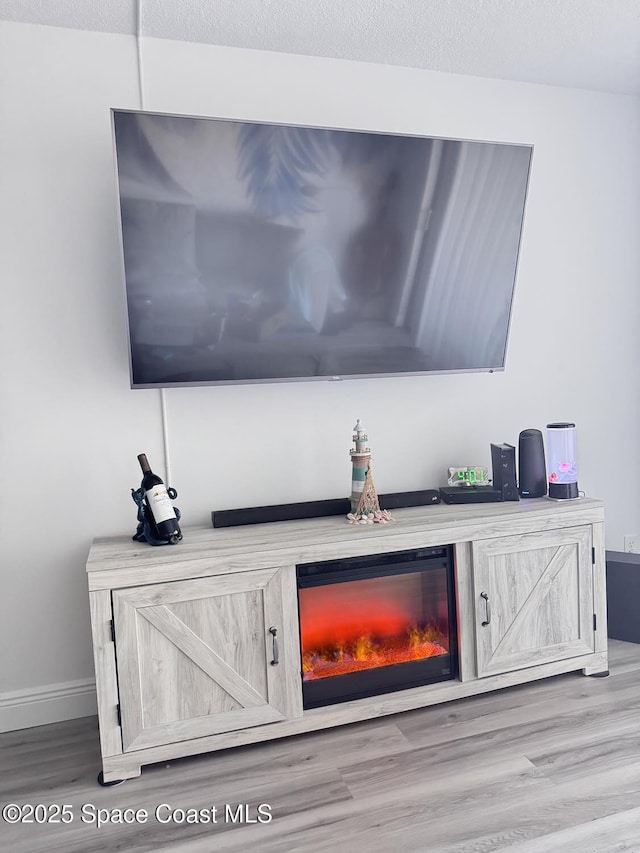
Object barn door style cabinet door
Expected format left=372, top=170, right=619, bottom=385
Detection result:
left=87, top=497, right=607, bottom=784
left=112, top=567, right=303, bottom=753
left=471, top=525, right=596, bottom=678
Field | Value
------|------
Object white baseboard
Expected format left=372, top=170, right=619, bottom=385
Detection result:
left=0, top=678, right=97, bottom=733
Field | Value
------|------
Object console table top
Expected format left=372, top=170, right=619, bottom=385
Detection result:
left=86, top=496, right=604, bottom=584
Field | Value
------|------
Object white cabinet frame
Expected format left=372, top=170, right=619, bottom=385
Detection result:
left=87, top=497, right=608, bottom=783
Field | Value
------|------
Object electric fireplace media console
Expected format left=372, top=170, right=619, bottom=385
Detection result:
left=86, top=497, right=607, bottom=783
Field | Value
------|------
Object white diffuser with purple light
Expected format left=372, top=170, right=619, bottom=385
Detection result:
left=547, top=422, right=579, bottom=499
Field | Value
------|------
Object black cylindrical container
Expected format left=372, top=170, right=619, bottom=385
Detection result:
left=518, top=429, right=547, bottom=498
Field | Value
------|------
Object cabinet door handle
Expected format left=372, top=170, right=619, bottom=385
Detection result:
left=269, top=626, right=279, bottom=665
left=480, top=592, right=491, bottom=626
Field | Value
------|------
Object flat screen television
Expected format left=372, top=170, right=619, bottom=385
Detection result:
left=111, top=109, right=533, bottom=388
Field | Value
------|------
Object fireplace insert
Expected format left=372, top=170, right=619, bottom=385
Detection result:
left=296, top=545, right=458, bottom=709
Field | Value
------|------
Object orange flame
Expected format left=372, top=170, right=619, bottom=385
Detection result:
left=298, top=572, right=449, bottom=681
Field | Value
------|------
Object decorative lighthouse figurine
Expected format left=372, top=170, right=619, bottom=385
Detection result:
left=350, top=419, right=370, bottom=511
left=348, top=420, right=393, bottom=524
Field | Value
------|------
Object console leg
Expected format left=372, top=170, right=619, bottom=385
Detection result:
left=582, top=660, right=609, bottom=677
left=97, top=771, right=126, bottom=787
left=100, top=758, right=142, bottom=784
left=582, top=651, right=609, bottom=677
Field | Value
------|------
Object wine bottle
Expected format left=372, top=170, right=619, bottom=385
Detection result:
left=137, top=454, right=181, bottom=544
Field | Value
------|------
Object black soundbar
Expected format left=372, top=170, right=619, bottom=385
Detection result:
left=212, top=489, right=441, bottom=528
left=439, top=486, right=503, bottom=504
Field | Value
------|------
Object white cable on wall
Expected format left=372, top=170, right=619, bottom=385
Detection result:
left=160, top=388, right=173, bottom=488
left=135, top=0, right=146, bottom=113
left=135, top=0, right=173, bottom=485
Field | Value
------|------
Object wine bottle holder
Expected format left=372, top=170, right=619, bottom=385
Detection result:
left=131, top=486, right=183, bottom=546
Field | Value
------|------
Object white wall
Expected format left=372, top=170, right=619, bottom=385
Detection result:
left=1, top=21, right=639, bottom=730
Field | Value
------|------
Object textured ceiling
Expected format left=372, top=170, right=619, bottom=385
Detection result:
left=3, top=0, right=640, bottom=95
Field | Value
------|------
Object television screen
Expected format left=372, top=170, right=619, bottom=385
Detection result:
left=112, top=109, right=532, bottom=388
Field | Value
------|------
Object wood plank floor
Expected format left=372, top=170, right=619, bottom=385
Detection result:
left=2, top=640, right=640, bottom=852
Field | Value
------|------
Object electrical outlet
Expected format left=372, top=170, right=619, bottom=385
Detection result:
left=624, top=535, right=640, bottom=554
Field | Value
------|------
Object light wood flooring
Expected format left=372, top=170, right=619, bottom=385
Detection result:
left=2, top=640, right=640, bottom=852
